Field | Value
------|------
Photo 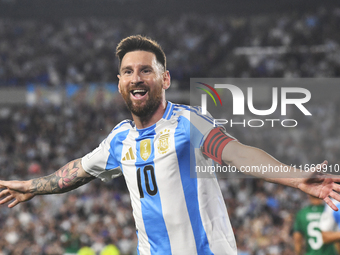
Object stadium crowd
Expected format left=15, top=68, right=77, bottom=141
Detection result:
left=0, top=7, right=339, bottom=88
left=0, top=6, right=340, bottom=255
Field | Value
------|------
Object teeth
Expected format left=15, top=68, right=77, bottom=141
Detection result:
left=133, top=90, right=146, bottom=93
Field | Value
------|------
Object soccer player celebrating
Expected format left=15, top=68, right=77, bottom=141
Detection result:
left=1, top=35, right=340, bottom=255
left=293, top=195, right=337, bottom=255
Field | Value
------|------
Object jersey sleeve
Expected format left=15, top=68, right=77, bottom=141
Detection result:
left=81, top=133, right=122, bottom=182
left=319, top=203, right=338, bottom=232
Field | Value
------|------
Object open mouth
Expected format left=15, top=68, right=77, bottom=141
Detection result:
left=131, top=89, right=148, bottom=99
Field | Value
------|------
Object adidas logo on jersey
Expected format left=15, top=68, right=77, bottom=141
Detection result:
left=122, top=147, right=135, bottom=161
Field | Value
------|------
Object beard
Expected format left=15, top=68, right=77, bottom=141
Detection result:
left=122, top=86, right=163, bottom=118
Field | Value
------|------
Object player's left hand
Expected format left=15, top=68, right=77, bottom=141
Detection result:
left=298, top=160, right=340, bottom=211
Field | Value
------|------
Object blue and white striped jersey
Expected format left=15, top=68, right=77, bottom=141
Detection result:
left=81, top=102, right=237, bottom=255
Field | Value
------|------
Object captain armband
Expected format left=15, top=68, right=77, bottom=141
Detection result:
left=202, top=127, right=235, bottom=165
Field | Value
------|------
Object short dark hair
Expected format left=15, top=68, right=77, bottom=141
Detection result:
left=116, top=35, right=166, bottom=72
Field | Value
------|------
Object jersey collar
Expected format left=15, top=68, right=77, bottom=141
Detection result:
left=162, top=101, right=174, bottom=120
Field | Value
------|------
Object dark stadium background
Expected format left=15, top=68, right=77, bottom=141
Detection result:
left=0, top=0, right=340, bottom=254
left=0, top=0, right=338, bottom=19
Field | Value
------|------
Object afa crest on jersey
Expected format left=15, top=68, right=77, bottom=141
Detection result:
left=140, top=139, right=151, bottom=161
left=157, top=129, right=170, bottom=155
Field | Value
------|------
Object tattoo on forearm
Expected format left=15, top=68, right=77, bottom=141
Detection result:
left=29, top=159, right=95, bottom=195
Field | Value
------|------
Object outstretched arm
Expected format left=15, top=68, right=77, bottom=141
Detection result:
left=0, top=158, right=95, bottom=208
left=222, top=141, right=340, bottom=210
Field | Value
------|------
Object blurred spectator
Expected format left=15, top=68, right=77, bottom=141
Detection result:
left=293, top=196, right=337, bottom=255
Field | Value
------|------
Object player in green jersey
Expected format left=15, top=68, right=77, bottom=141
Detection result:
left=293, top=196, right=337, bottom=255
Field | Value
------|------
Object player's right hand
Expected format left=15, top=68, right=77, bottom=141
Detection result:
left=0, top=180, right=35, bottom=208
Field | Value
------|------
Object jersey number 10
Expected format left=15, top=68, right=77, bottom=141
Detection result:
left=137, top=165, right=158, bottom=198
